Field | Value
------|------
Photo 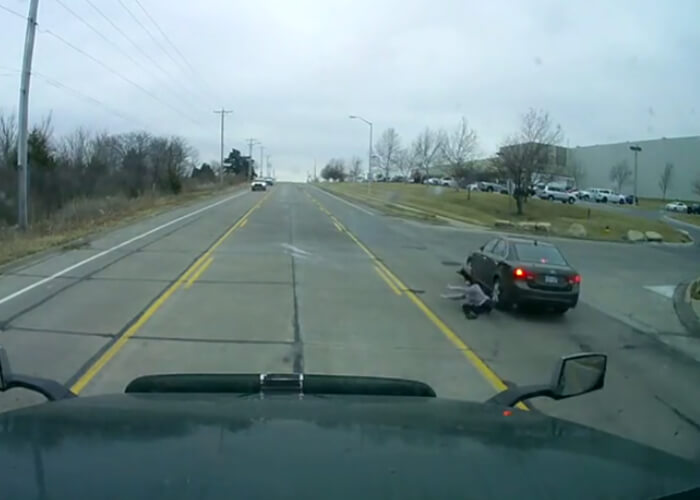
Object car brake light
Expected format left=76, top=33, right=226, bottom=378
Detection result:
left=513, top=267, right=530, bottom=279
left=569, top=274, right=581, bottom=284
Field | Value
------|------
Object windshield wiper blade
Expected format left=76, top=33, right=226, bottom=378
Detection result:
left=125, top=373, right=436, bottom=398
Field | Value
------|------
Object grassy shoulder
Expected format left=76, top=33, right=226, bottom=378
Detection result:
left=0, top=182, right=244, bottom=269
left=321, top=182, right=689, bottom=243
left=670, top=213, right=700, bottom=227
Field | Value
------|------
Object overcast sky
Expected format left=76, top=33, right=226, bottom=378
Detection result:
left=1, top=0, right=699, bottom=181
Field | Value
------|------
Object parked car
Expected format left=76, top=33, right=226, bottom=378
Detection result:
left=687, top=203, right=700, bottom=214
left=423, top=177, right=441, bottom=185
left=591, top=188, right=625, bottom=204
left=478, top=182, right=508, bottom=194
left=440, top=177, right=456, bottom=187
left=665, top=201, right=688, bottom=212
left=462, top=236, right=580, bottom=314
left=571, top=189, right=592, bottom=200
left=390, top=175, right=406, bottom=183
left=537, top=185, right=576, bottom=204
left=623, top=194, right=637, bottom=205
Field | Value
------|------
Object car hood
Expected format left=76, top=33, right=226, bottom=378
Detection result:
left=0, top=394, right=697, bottom=499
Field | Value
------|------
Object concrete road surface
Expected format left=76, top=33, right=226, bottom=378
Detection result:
left=1, top=183, right=699, bottom=462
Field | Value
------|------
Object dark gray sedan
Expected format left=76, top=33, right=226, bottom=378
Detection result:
left=462, top=236, right=580, bottom=313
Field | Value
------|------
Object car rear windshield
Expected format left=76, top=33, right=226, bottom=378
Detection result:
left=513, top=244, right=567, bottom=266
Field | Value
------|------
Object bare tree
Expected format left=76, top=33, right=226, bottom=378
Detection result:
left=393, top=149, right=412, bottom=179
left=441, top=117, right=478, bottom=193
left=410, top=127, right=443, bottom=178
left=495, top=109, right=563, bottom=214
left=658, top=162, right=674, bottom=200
left=609, top=160, right=632, bottom=193
left=0, top=111, right=17, bottom=169
left=374, top=128, right=401, bottom=180
left=348, top=156, right=363, bottom=181
left=321, top=158, right=346, bottom=181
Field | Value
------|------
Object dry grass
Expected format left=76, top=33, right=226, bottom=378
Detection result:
left=0, top=182, right=242, bottom=269
left=322, top=182, right=689, bottom=243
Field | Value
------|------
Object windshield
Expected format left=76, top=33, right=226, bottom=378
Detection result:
left=1, top=0, right=699, bottom=496
left=513, top=244, right=568, bottom=266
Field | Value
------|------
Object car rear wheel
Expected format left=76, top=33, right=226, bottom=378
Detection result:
left=568, top=197, right=575, bottom=204
left=552, top=306, right=569, bottom=314
left=547, top=195, right=554, bottom=201
left=492, top=278, right=510, bottom=310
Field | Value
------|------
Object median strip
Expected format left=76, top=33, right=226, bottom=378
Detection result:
left=374, top=265, right=402, bottom=295
left=185, top=257, right=214, bottom=289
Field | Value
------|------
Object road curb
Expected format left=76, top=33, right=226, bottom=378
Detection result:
left=673, top=280, right=700, bottom=337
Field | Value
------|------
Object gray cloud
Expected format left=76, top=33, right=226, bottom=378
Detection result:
left=1, top=0, right=699, bottom=180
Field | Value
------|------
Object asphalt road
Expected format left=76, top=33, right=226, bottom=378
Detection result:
left=1, top=183, right=699, bottom=462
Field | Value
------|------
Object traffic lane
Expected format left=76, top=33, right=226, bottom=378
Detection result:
left=295, top=187, right=495, bottom=402
left=0, top=189, right=254, bottom=321
left=312, top=187, right=700, bottom=459
left=0, top=190, right=261, bottom=410
left=80, top=183, right=496, bottom=404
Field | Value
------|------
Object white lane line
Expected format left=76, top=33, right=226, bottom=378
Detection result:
left=311, top=185, right=376, bottom=216
left=0, top=190, right=248, bottom=306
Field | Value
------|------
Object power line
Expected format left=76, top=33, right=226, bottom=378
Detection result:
left=53, top=0, right=207, bottom=116
left=33, top=70, right=147, bottom=126
left=39, top=28, right=202, bottom=125
left=0, top=2, right=26, bottom=20
left=133, top=0, right=194, bottom=74
left=116, top=0, right=216, bottom=107
left=132, top=0, right=222, bottom=104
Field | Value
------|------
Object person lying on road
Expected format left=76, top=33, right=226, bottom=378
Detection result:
left=441, top=281, right=492, bottom=320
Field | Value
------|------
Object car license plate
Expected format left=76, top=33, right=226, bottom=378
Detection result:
left=545, top=276, right=559, bottom=284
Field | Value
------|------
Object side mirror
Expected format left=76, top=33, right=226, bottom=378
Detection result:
left=550, top=353, right=606, bottom=399
left=486, top=352, right=607, bottom=408
left=0, top=345, right=9, bottom=390
left=479, top=245, right=485, bottom=251
left=0, top=345, right=76, bottom=401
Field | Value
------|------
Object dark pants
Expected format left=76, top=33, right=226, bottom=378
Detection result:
left=462, top=301, right=492, bottom=318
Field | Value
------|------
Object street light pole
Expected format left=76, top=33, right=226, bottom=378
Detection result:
left=630, top=145, right=642, bottom=205
left=349, top=115, right=373, bottom=194
left=17, top=0, right=40, bottom=230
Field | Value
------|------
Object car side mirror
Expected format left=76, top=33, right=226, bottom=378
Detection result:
left=485, top=352, right=607, bottom=407
left=550, top=353, right=606, bottom=399
left=479, top=245, right=485, bottom=251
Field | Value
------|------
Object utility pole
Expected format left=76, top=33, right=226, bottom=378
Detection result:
left=259, top=145, right=265, bottom=180
left=17, top=0, right=40, bottom=230
left=266, top=155, right=271, bottom=178
left=213, top=109, right=232, bottom=182
left=246, top=138, right=258, bottom=180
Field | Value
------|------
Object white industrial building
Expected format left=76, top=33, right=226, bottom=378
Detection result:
left=567, top=136, right=700, bottom=202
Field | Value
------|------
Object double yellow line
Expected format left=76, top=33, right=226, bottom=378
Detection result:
left=306, top=191, right=527, bottom=410
left=70, top=193, right=268, bottom=394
